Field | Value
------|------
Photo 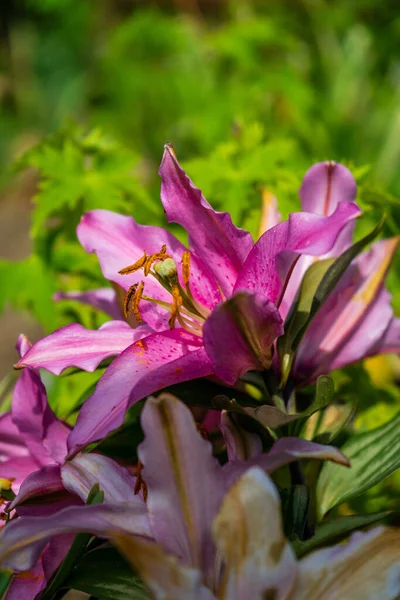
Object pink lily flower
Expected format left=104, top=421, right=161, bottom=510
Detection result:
left=16, top=147, right=361, bottom=455
left=1, top=395, right=397, bottom=600
left=278, top=163, right=400, bottom=385
left=0, top=393, right=349, bottom=594
left=2, top=335, right=138, bottom=513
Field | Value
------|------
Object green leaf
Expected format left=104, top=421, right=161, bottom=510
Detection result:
left=0, top=255, right=57, bottom=330
left=292, top=511, right=391, bottom=558
left=317, top=411, right=400, bottom=518
left=281, top=484, right=310, bottom=541
left=278, top=257, right=335, bottom=382
left=0, top=569, right=12, bottom=598
left=64, top=545, right=151, bottom=600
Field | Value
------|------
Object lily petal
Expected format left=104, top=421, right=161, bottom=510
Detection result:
left=0, top=456, right=40, bottom=494
left=16, top=321, right=149, bottom=375
left=0, top=503, right=151, bottom=572
left=77, top=209, right=221, bottom=329
left=7, top=465, right=64, bottom=512
left=159, top=145, right=254, bottom=295
left=222, top=438, right=349, bottom=488
left=54, top=288, right=123, bottom=320
left=375, top=316, right=400, bottom=355
left=0, top=412, right=29, bottom=460
left=67, top=330, right=213, bottom=455
left=299, top=161, right=357, bottom=216
left=61, top=453, right=136, bottom=503
left=292, top=526, right=400, bottom=600
left=212, top=467, right=297, bottom=600
left=295, top=238, right=399, bottom=381
left=258, top=190, right=281, bottom=237
left=203, top=292, right=283, bottom=384
left=114, top=535, right=215, bottom=600
left=234, top=202, right=361, bottom=304
left=139, top=394, right=224, bottom=574
left=12, top=336, right=70, bottom=465
left=219, top=411, right=262, bottom=462
left=5, top=535, right=74, bottom=600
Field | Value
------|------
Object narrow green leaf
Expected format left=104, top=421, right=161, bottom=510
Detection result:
left=0, top=569, right=12, bottom=598
left=64, top=545, right=151, bottom=600
left=281, top=485, right=310, bottom=541
left=317, top=411, right=400, bottom=518
left=292, top=511, right=391, bottom=557
left=278, top=257, right=335, bottom=381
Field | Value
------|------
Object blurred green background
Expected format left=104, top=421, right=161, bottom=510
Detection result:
left=0, top=0, right=400, bottom=515
left=2, top=0, right=400, bottom=358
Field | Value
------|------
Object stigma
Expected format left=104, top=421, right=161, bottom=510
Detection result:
left=119, top=246, right=210, bottom=335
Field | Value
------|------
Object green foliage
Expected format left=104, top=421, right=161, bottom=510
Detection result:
left=317, top=411, right=400, bottom=518
left=62, top=545, right=151, bottom=600
left=292, top=511, right=391, bottom=558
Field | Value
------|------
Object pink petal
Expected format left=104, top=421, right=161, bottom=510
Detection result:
left=212, top=468, right=297, bottom=600
left=293, top=527, right=400, bottom=600
left=219, top=411, right=262, bottom=461
left=368, top=316, right=400, bottom=356
left=0, top=456, right=40, bottom=494
left=7, top=465, right=64, bottom=512
left=299, top=161, right=357, bottom=216
left=159, top=145, right=254, bottom=296
left=54, top=287, right=123, bottom=320
left=234, top=202, right=361, bottom=304
left=114, top=535, right=215, bottom=600
left=67, top=330, right=213, bottom=456
left=258, top=190, right=281, bottom=237
left=16, top=320, right=149, bottom=375
left=0, top=412, right=29, bottom=460
left=139, top=394, right=224, bottom=574
left=295, top=238, right=398, bottom=382
left=61, top=453, right=136, bottom=503
left=0, top=503, right=152, bottom=572
left=222, top=438, right=349, bottom=488
left=203, top=292, right=283, bottom=384
left=12, top=342, right=70, bottom=465
left=77, top=209, right=221, bottom=329
left=5, top=559, right=46, bottom=600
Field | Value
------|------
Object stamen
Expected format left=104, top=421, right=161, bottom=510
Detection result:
left=182, top=251, right=191, bottom=290
left=131, top=281, right=145, bottom=323
left=133, top=460, right=148, bottom=502
left=123, top=283, right=139, bottom=319
left=119, top=253, right=147, bottom=275
left=196, top=422, right=210, bottom=440
left=168, top=284, right=183, bottom=329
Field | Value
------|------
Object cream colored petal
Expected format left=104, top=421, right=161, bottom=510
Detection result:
left=212, top=467, right=297, bottom=600
left=113, top=535, right=216, bottom=600
left=292, top=526, right=400, bottom=600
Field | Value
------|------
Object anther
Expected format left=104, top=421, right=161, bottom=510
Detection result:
left=119, top=253, right=147, bottom=275
left=196, top=422, right=210, bottom=440
left=123, top=283, right=139, bottom=319
left=131, top=281, right=145, bottom=323
left=134, top=460, right=148, bottom=502
left=182, top=251, right=191, bottom=290
left=168, top=284, right=183, bottom=329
